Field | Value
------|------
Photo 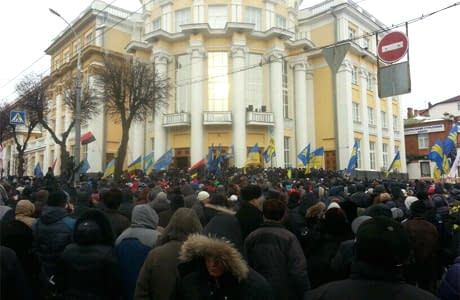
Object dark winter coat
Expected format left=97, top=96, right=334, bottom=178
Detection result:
left=101, top=207, right=130, bottom=237
left=0, top=246, right=26, bottom=300
left=245, top=222, right=310, bottom=300
left=55, top=209, right=121, bottom=300
left=135, top=208, right=203, bottom=300
left=437, top=256, right=460, bottom=300
left=176, top=234, right=273, bottom=300
left=203, top=203, right=235, bottom=226
left=235, top=202, right=263, bottom=240
left=33, top=206, right=75, bottom=277
left=303, top=261, right=438, bottom=300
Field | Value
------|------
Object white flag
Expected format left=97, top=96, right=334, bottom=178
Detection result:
left=448, top=150, right=460, bottom=178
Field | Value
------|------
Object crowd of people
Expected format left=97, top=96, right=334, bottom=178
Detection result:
left=0, top=167, right=459, bottom=300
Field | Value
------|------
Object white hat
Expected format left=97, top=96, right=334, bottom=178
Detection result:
left=228, top=195, right=238, bottom=202
left=197, top=191, right=210, bottom=202
left=404, top=196, right=419, bottom=210
left=327, top=202, right=341, bottom=210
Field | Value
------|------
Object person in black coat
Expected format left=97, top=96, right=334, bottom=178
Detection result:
left=0, top=246, right=26, bottom=300
left=235, top=184, right=263, bottom=240
left=55, top=209, right=122, bottom=299
left=304, top=217, right=437, bottom=300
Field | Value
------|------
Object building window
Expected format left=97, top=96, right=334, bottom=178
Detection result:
left=85, top=32, right=93, bottom=45
left=362, top=36, right=370, bottom=49
left=208, top=5, right=227, bottom=29
left=352, top=65, right=358, bottom=85
left=175, top=8, right=191, bottom=32
left=356, top=138, right=362, bottom=169
left=284, top=136, right=290, bottom=168
left=418, top=133, right=429, bottom=149
left=368, top=107, right=375, bottom=126
left=245, top=7, right=262, bottom=31
left=348, top=27, right=356, bottom=40
left=352, top=102, right=360, bottom=122
left=74, top=40, right=81, bottom=55
left=276, top=15, right=286, bottom=29
left=393, top=115, right=399, bottom=131
left=152, top=17, right=161, bottom=31
left=246, top=53, right=263, bottom=109
left=175, top=54, right=191, bottom=113
left=420, top=161, right=431, bottom=177
left=369, top=141, right=376, bottom=170
left=64, top=51, right=70, bottom=64
left=381, top=111, right=387, bottom=128
left=457, top=102, right=460, bottom=111
left=382, top=143, right=388, bottom=169
left=208, top=52, right=228, bottom=111
left=366, top=72, right=373, bottom=91
left=282, top=60, right=289, bottom=118
left=54, top=57, right=60, bottom=70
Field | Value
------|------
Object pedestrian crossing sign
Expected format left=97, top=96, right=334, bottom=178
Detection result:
left=9, top=111, right=26, bottom=125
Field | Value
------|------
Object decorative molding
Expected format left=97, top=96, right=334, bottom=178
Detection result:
left=290, top=55, right=308, bottom=71
left=152, top=48, right=171, bottom=65
left=230, top=44, right=248, bottom=58
left=266, top=46, right=285, bottom=62
left=187, top=46, right=207, bottom=58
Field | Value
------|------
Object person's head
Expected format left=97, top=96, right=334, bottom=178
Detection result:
left=169, top=194, right=185, bottom=211
left=240, top=184, right=261, bottom=206
left=158, top=208, right=202, bottom=244
left=355, top=216, right=410, bottom=270
left=197, top=191, right=210, bottom=203
left=131, top=204, right=158, bottom=229
left=262, top=199, right=286, bottom=222
left=73, top=209, right=115, bottom=246
left=205, top=256, right=226, bottom=277
left=47, top=190, right=68, bottom=207
left=100, top=188, right=123, bottom=210
left=210, top=193, right=228, bottom=207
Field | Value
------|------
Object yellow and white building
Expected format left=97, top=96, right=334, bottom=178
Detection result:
left=4, top=0, right=406, bottom=176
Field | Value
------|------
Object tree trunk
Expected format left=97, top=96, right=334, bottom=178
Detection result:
left=59, top=146, right=71, bottom=182
left=17, top=153, right=25, bottom=177
left=114, top=127, right=130, bottom=180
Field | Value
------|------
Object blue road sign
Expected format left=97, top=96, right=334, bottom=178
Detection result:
left=9, top=111, right=26, bottom=125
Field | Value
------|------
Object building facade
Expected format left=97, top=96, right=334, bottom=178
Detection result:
left=3, top=0, right=407, bottom=176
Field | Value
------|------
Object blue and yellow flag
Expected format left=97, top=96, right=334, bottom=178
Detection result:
left=263, top=137, right=276, bottom=163
left=297, top=144, right=311, bottom=166
left=245, top=143, right=260, bottom=166
left=103, top=159, right=116, bottom=178
left=127, top=156, right=141, bottom=173
left=429, top=139, right=449, bottom=174
left=385, top=151, right=401, bottom=176
left=444, top=124, right=458, bottom=156
left=346, top=141, right=359, bottom=173
left=34, top=163, right=43, bottom=177
left=143, top=151, right=154, bottom=173
left=307, top=146, right=324, bottom=172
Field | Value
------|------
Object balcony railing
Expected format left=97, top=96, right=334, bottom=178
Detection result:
left=26, top=136, right=47, bottom=152
left=163, top=112, right=191, bottom=127
left=246, top=111, right=274, bottom=126
left=203, top=111, right=232, bottom=125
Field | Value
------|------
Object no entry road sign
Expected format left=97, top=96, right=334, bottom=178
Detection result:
left=377, top=31, right=409, bottom=64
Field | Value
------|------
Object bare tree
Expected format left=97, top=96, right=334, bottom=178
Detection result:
left=95, top=54, right=169, bottom=179
left=18, top=73, right=98, bottom=179
left=0, top=100, right=40, bottom=177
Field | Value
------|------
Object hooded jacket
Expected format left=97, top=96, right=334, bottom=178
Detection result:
left=15, top=199, right=36, bottom=228
left=135, top=208, right=203, bottom=300
left=115, top=204, right=162, bottom=300
left=176, top=234, right=273, bottom=300
left=33, top=206, right=75, bottom=277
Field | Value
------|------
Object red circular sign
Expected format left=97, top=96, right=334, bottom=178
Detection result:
left=377, top=31, right=409, bottom=63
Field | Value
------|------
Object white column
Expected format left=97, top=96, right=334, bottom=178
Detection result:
left=359, top=67, right=370, bottom=170
left=86, top=75, right=105, bottom=172
left=374, top=73, right=383, bottom=169
left=231, top=43, right=247, bottom=168
left=189, top=43, right=206, bottom=164
left=292, top=57, right=308, bottom=155
left=231, top=0, right=243, bottom=22
left=55, top=94, right=63, bottom=172
left=152, top=49, right=170, bottom=162
left=397, top=97, right=407, bottom=172
left=306, top=66, right=315, bottom=149
left=129, top=121, right=145, bottom=162
left=268, top=48, right=285, bottom=167
left=336, top=59, right=354, bottom=170
left=193, top=0, right=204, bottom=23
left=387, top=97, right=395, bottom=161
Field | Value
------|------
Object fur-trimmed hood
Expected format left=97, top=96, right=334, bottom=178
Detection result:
left=179, top=234, right=249, bottom=281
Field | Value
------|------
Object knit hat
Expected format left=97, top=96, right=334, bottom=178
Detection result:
left=364, top=204, right=392, bottom=218
left=351, top=215, right=372, bottom=235
left=197, top=191, right=210, bottom=202
left=355, top=216, right=410, bottom=269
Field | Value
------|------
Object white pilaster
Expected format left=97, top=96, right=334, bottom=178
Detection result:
left=129, top=120, right=145, bottom=163
left=374, top=74, right=383, bottom=169
left=359, top=67, right=370, bottom=170
left=231, top=43, right=247, bottom=168
left=193, top=0, right=204, bottom=23
left=152, top=49, right=170, bottom=162
left=268, top=48, right=285, bottom=167
left=292, top=56, right=308, bottom=155
left=55, top=94, right=62, bottom=172
left=189, top=43, right=206, bottom=165
left=306, top=66, right=315, bottom=151
left=86, top=75, right=105, bottom=172
left=231, top=0, right=243, bottom=22
left=387, top=97, right=395, bottom=161
left=336, top=59, right=354, bottom=170
left=264, top=1, right=275, bottom=30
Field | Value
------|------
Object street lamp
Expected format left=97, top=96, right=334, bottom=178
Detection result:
left=49, top=8, right=81, bottom=187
